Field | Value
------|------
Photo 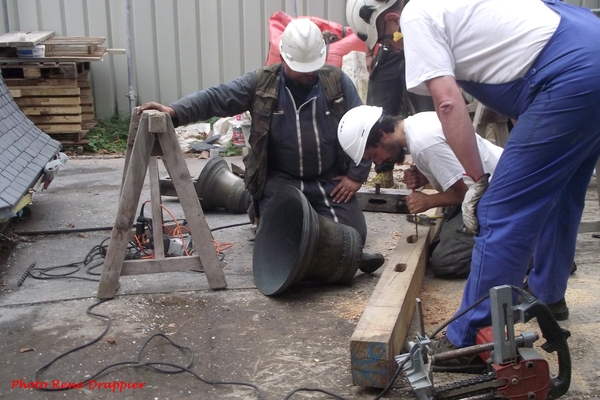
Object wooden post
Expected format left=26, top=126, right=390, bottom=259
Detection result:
left=471, top=100, right=510, bottom=148
left=350, top=212, right=440, bottom=388
left=97, top=109, right=227, bottom=299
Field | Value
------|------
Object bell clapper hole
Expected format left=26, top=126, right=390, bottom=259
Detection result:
left=395, top=263, right=407, bottom=272
left=406, top=234, right=418, bottom=243
left=368, top=198, right=387, bottom=205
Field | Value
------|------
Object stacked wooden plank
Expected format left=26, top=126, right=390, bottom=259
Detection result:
left=0, top=32, right=108, bottom=146
left=3, top=62, right=96, bottom=144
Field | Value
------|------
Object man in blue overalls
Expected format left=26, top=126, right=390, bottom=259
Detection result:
left=347, top=0, right=600, bottom=369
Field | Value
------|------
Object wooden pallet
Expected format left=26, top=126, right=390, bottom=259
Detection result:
left=350, top=209, right=441, bottom=388
left=0, top=33, right=107, bottom=147
left=0, top=34, right=109, bottom=62
left=43, top=36, right=106, bottom=58
left=5, top=63, right=97, bottom=145
left=0, top=61, right=90, bottom=79
left=40, top=119, right=98, bottom=146
left=0, top=31, right=54, bottom=47
left=45, top=131, right=88, bottom=143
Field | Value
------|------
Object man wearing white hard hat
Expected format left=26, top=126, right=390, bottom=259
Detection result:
left=338, top=105, right=502, bottom=279
left=140, top=19, right=385, bottom=274
left=346, top=0, right=600, bottom=369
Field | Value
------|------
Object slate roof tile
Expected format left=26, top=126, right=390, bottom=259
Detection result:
left=0, top=72, right=61, bottom=220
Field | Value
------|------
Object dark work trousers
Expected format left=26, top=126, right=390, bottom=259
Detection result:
left=366, top=46, right=434, bottom=173
left=447, top=0, right=600, bottom=347
left=259, top=170, right=368, bottom=245
left=429, top=206, right=474, bottom=279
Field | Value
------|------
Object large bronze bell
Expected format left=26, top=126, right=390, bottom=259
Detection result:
left=159, top=156, right=251, bottom=214
left=253, top=185, right=362, bottom=296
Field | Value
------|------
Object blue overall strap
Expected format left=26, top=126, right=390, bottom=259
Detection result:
left=457, top=0, right=600, bottom=120
left=446, top=0, right=600, bottom=348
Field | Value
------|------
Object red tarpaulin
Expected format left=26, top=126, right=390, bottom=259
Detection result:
left=265, top=11, right=367, bottom=68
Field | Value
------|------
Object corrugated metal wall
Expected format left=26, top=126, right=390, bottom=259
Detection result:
left=0, top=0, right=348, bottom=118
left=0, top=0, right=598, bottom=118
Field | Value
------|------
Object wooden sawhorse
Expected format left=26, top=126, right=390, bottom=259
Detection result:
left=97, top=109, right=227, bottom=299
left=468, top=100, right=510, bottom=148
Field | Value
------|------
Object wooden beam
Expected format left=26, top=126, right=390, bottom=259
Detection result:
left=121, top=256, right=202, bottom=276
left=0, top=30, right=55, bottom=46
left=350, top=217, right=439, bottom=388
left=97, top=112, right=155, bottom=299
left=579, top=220, right=600, bottom=233
left=36, top=124, right=82, bottom=133
left=156, top=114, right=227, bottom=289
left=15, top=97, right=80, bottom=106
left=28, top=115, right=82, bottom=124
left=5, top=78, right=78, bottom=87
left=21, top=106, right=82, bottom=115
left=148, top=156, right=165, bottom=260
left=42, top=36, right=106, bottom=45
left=356, top=187, right=411, bottom=214
left=9, top=87, right=80, bottom=97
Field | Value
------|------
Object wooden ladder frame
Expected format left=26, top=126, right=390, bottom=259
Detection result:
left=469, top=100, right=510, bottom=148
left=97, top=109, right=227, bottom=299
left=467, top=100, right=600, bottom=234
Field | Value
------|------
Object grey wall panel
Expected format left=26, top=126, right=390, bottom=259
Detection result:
left=16, top=1, right=598, bottom=119
left=305, top=0, right=326, bottom=19
left=198, top=0, right=222, bottom=89
left=107, top=0, right=129, bottom=115
left=131, top=0, right=160, bottom=110
left=241, top=0, right=266, bottom=71
left=220, top=0, right=243, bottom=84
left=39, top=0, right=63, bottom=32
left=176, top=0, right=201, bottom=97
left=87, top=0, right=119, bottom=117
left=154, top=0, right=180, bottom=103
left=0, top=0, right=350, bottom=117
left=568, top=0, right=600, bottom=7
left=62, top=0, right=86, bottom=36
left=13, top=0, right=39, bottom=31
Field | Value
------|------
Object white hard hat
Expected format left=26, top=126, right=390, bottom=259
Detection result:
left=279, top=19, right=326, bottom=73
left=346, top=0, right=396, bottom=49
left=337, top=105, right=383, bottom=166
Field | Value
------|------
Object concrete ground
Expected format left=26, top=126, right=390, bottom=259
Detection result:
left=0, top=154, right=599, bottom=400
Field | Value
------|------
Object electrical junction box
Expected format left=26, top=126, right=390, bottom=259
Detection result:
left=166, top=236, right=193, bottom=257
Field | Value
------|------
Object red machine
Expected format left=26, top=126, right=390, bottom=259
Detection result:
left=398, top=285, right=571, bottom=400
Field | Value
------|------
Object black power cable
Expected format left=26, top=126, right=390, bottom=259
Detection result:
left=22, top=217, right=414, bottom=399
left=33, top=299, right=266, bottom=398
left=33, top=296, right=408, bottom=400
left=282, top=356, right=410, bottom=400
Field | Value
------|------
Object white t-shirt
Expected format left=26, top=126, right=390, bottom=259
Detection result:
left=400, top=0, right=560, bottom=95
left=404, top=112, right=503, bottom=192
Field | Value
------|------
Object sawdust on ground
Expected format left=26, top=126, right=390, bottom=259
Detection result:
left=330, top=289, right=372, bottom=322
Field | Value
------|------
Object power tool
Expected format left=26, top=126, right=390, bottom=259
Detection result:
left=133, top=204, right=193, bottom=258
left=397, top=285, right=571, bottom=400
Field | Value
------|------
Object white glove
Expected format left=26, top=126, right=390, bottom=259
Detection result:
left=461, top=173, right=490, bottom=235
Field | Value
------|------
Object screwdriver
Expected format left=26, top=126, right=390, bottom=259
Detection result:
left=412, top=189, right=418, bottom=240
left=404, top=165, right=419, bottom=243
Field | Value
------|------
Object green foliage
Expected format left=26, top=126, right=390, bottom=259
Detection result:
left=205, top=116, right=220, bottom=128
left=223, top=141, right=243, bottom=156
left=83, top=114, right=239, bottom=156
left=86, top=114, right=131, bottom=153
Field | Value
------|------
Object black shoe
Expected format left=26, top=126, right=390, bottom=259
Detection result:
left=525, top=258, right=577, bottom=276
left=428, top=334, right=488, bottom=374
left=520, top=284, right=569, bottom=321
left=359, top=253, right=385, bottom=274
left=545, top=297, right=569, bottom=321
left=527, top=260, right=577, bottom=275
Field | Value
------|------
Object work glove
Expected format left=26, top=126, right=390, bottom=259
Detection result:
left=461, top=173, right=490, bottom=235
